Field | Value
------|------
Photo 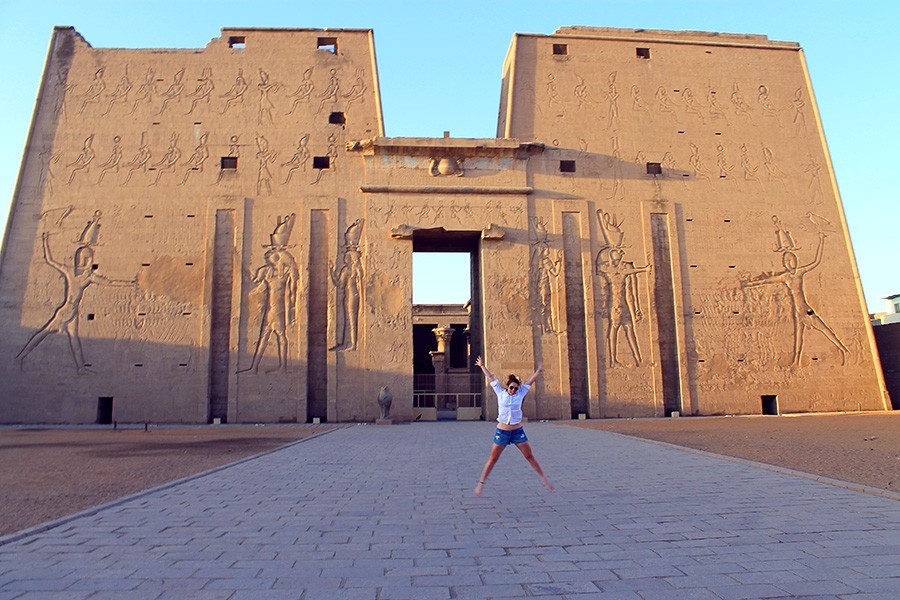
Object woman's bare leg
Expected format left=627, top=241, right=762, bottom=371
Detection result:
left=475, top=444, right=505, bottom=496
left=516, top=442, right=553, bottom=491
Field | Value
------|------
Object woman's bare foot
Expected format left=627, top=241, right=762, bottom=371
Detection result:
left=542, top=477, right=554, bottom=492
left=474, top=481, right=484, bottom=496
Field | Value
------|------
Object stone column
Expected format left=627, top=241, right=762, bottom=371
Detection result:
left=431, top=327, right=454, bottom=408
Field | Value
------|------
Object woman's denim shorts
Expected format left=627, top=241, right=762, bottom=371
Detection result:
left=493, top=426, right=528, bottom=445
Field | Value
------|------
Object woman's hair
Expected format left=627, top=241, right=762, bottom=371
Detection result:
left=506, top=374, right=521, bottom=387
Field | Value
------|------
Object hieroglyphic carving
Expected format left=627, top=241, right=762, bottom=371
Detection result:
left=330, top=219, right=364, bottom=351
left=739, top=143, right=759, bottom=181
left=286, top=67, right=314, bottom=115
left=220, top=68, right=248, bottom=114
left=715, top=143, right=734, bottom=179
left=239, top=214, right=300, bottom=374
left=257, top=69, right=280, bottom=124
left=128, top=67, right=156, bottom=115
left=17, top=211, right=134, bottom=374
left=530, top=217, right=561, bottom=334
left=67, top=135, right=95, bottom=184
left=149, top=133, right=181, bottom=186
left=342, top=67, right=367, bottom=108
left=96, top=136, right=123, bottom=184
left=281, top=134, right=310, bottom=184
left=122, top=132, right=151, bottom=185
left=186, top=67, right=215, bottom=114
left=179, top=132, right=209, bottom=185
left=595, top=209, right=651, bottom=368
left=255, top=135, right=277, bottom=195
left=741, top=217, right=848, bottom=366
left=157, top=68, right=185, bottom=115
left=101, top=66, right=132, bottom=116
left=78, top=67, right=105, bottom=114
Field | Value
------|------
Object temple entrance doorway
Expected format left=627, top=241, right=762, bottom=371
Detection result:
left=411, top=231, right=483, bottom=421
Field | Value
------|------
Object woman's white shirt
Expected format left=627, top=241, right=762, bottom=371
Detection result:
left=490, top=379, right=531, bottom=425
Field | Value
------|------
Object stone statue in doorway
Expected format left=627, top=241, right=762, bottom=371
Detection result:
left=377, top=385, right=392, bottom=419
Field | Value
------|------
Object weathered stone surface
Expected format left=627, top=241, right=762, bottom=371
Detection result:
left=0, top=26, right=888, bottom=423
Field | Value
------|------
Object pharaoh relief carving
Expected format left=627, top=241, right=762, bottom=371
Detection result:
left=286, top=67, right=314, bottom=115
left=122, top=132, right=152, bottom=185
left=255, top=135, right=277, bottom=195
left=530, top=218, right=561, bottom=334
left=595, top=209, right=651, bottom=368
left=688, top=143, right=711, bottom=181
left=607, top=136, right=625, bottom=202
left=706, top=85, right=729, bottom=123
left=791, top=88, right=807, bottom=137
left=317, top=68, right=340, bottom=113
left=740, top=215, right=848, bottom=367
left=221, top=68, right=249, bottom=114
left=149, top=133, right=181, bottom=186
left=95, top=135, right=123, bottom=184
left=762, top=144, right=788, bottom=188
left=78, top=67, right=106, bottom=114
left=330, top=219, right=364, bottom=351
left=179, top=132, right=209, bottom=186
left=129, top=67, right=156, bottom=115
left=158, top=68, right=186, bottom=115
left=630, top=84, right=647, bottom=112
left=17, top=210, right=135, bottom=374
left=655, top=86, right=677, bottom=116
left=53, top=66, right=75, bottom=120
left=186, top=67, right=215, bottom=114
left=739, top=143, right=759, bottom=182
left=342, top=67, right=368, bottom=108
left=606, top=72, right=619, bottom=129
left=281, top=134, right=310, bottom=184
left=67, top=134, right=95, bottom=184
left=38, top=145, right=61, bottom=194
left=757, top=84, right=777, bottom=117
left=239, top=214, right=300, bottom=374
left=215, top=135, right=240, bottom=185
left=101, top=66, right=132, bottom=116
left=546, top=73, right=564, bottom=117
left=574, top=75, right=592, bottom=108
left=681, top=88, right=705, bottom=123
left=730, top=82, right=753, bottom=120
left=257, top=69, right=281, bottom=124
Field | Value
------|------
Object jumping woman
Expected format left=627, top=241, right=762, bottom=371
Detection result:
left=474, top=355, right=553, bottom=496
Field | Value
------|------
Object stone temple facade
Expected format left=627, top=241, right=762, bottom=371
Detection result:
left=0, top=26, right=890, bottom=423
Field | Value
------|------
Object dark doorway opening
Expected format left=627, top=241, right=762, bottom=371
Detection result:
left=97, top=397, right=113, bottom=425
left=761, top=395, right=779, bottom=415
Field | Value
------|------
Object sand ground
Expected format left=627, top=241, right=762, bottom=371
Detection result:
left=0, top=412, right=896, bottom=537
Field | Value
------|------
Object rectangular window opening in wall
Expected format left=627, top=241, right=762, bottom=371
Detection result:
left=690, top=264, right=698, bottom=268
left=87, top=313, right=95, bottom=321
left=636, top=47, right=651, bottom=59
left=686, top=218, right=693, bottom=222
left=179, top=363, right=188, bottom=367
left=317, top=37, right=337, bottom=54
left=185, top=262, right=193, bottom=266
left=559, top=160, right=576, bottom=173
left=182, top=311, right=192, bottom=316
left=646, top=162, right=662, bottom=175
left=141, top=263, right=150, bottom=267
left=96, top=397, right=113, bottom=425
left=228, top=36, right=246, bottom=49
left=220, top=156, right=238, bottom=170
left=186, top=214, right=195, bottom=218
left=724, top=219, right=731, bottom=222
left=91, top=264, right=99, bottom=271
left=728, top=265, right=736, bottom=269
left=329, top=112, right=346, bottom=125
left=313, top=156, right=331, bottom=169
left=761, top=395, right=778, bottom=415
left=134, top=363, right=143, bottom=368
left=553, top=43, right=568, bottom=55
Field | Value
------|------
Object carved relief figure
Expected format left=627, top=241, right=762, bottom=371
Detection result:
left=655, top=86, right=677, bottom=114
left=716, top=143, right=734, bottom=179
left=606, top=71, right=619, bottom=129
left=78, top=67, right=106, bottom=114
left=706, top=86, right=729, bottom=123
left=330, top=219, right=364, bottom=351
left=17, top=212, right=134, bottom=374
left=179, top=132, right=209, bottom=185
left=101, top=67, right=132, bottom=116
left=429, top=157, right=464, bottom=177
left=681, top=88, right=705, bottom=122
left=317, top=68, right=340, bottom=113
left=67, top=134, right=95, bottom=184
left=574, top=75, right=591, bottom=108
left=730, top=82, right=753, bottom=119
left=802, top=154, right=823, bottom=201
left=740, top=143, right=759, bottom=181
left=95, top=136, right=123, bottom=184
left=630, top=84, right=647, bottom=111
left=286, top=67, right=314, bottom=115
left=158, top=68, right=185, bottom=115
left=239, top=214, right=300, bottom=374
left=214, top=135, right=240, bottom=184
left=149, top=133, right=181, bottom=186
left=129, top=67, right=156, bottom=115
left=762, top=144, right=788, bottom=187
left=257, top=69, right=280, bottom=124
left=256, top=135, right=277, bottom=195
left=220, top=68, right=248, bottom=114
left=342, top=67, right=367, bottom=108
left=595, top=209, right=651, bottom=368
left=281, top=134, right=310, bottom=184
left=186, top=67, right=215, bottom=114
left=39, top=145, right=61, bottom=193
left=122, top=132, right=151, bottom=184
left=757, top=84, right=777, bottom=117
left=791, top=88, right=807, bottom=136
left=741, top=222, right=848, bottom=366
left=689, top=143, right=711, bottom=180
left=53, top=66, right=75, bottom=120
left=546, top=73, right=563, bottom=116
left=530, top=218, right=561, bottom=334
left=607, top=136, right=625, bottom=201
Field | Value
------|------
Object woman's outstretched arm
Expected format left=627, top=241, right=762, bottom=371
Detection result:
left=474, top=355, right=496, bottom=381
left=525, top=363, right=544, bottom=386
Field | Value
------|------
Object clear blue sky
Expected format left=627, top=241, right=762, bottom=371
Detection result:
left=1, top=1, right=896, bottom=310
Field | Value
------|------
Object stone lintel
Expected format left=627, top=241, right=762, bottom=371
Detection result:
left=362, top=185, right=533, bottom=195
left=545, top=26, right=800, bottom=50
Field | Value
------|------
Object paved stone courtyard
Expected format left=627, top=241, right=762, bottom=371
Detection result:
left=1, top=422, right=898, bottom=599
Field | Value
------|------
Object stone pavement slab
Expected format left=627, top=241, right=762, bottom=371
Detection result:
left=0, top=422, right=898, bottom=599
